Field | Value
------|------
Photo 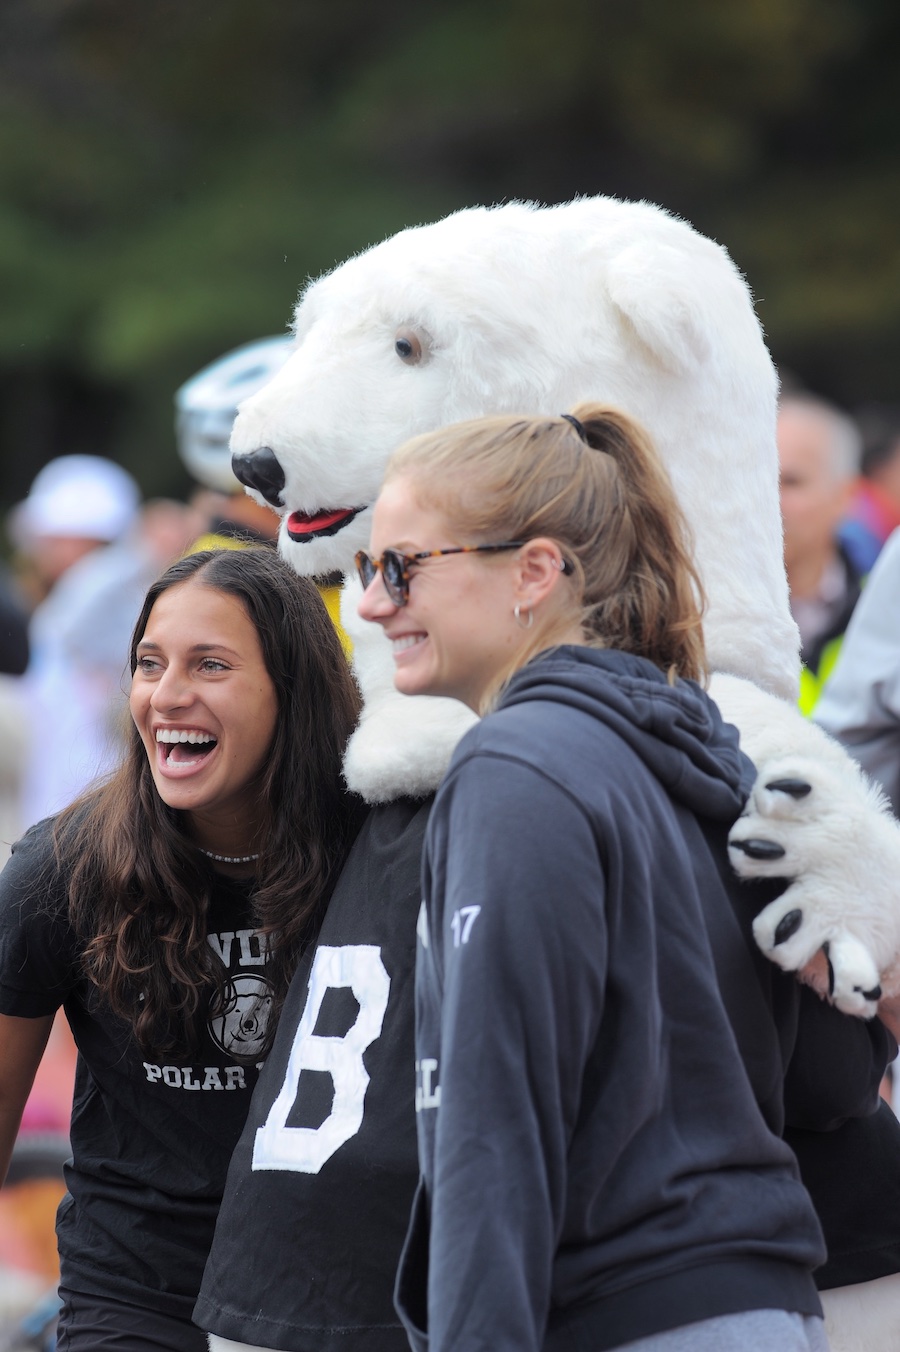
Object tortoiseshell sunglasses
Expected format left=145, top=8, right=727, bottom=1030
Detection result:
left=355, top=542, right=525, bottom=606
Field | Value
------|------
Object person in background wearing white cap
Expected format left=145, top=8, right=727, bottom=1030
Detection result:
left=9, top=455, right=142, bottom=608
left=10, top=455, right=204, bottom=834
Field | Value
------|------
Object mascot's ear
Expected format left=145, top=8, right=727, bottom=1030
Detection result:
left=605, top=241, right=714, bottom=375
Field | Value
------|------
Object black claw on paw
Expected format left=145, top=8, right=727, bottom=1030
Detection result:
left=765, top=777, right=812, bottom=799
left=773, top=909, right=803, bottom=945
left=857, top=984, right=882, bottom=1002
left=730, top=838, right=787, bottom=860
left=823, top=941, right=835, bottom=998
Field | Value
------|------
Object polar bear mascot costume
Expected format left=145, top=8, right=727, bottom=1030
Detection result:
left=198, top=197, right=900, bottom=1352
left=232, top=196, right=900, bottom=1013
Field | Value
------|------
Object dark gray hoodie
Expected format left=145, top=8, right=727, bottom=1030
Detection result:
left=396, top=646, right=883, bottom=1352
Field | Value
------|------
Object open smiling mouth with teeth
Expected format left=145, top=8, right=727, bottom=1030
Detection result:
left=155, top=728, right=218, bottom=769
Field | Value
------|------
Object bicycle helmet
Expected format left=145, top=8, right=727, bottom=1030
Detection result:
left=174, top=335, right=293, bottom=491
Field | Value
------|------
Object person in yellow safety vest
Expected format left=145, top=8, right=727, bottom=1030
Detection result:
left=815, top=525, right=900, bottom=817
left=797, top=608, right=860, bottom=716
left=778, top=390, right=865, bottom=716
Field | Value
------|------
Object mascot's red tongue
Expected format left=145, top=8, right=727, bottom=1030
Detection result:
left=286, top=506, right=362, bottom=539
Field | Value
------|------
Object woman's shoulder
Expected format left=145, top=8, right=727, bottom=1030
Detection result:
left=0, top=816, right=82, bottom=1008
left=2, top=816, right=67, bottom=906
left=8, top=815, right=59, bottom=869
left=459, top=675, right=612, bottom=763
left=446, top=699, right=597, bottom=806
left=449, top=700, right=550, bottom=765
left=0, top=817, right=74, bottom=950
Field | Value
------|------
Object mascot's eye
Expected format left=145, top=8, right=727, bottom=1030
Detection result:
left=395, top=328, right=426, bottom=365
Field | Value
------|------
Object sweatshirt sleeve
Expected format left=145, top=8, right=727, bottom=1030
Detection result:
left=414, top=751, right=606, bottom=1352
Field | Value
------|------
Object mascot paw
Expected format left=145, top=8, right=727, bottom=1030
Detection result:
left=729, top=754, right=900, bottom=1018
left=727, top=758, right=825, bottom=881
left=752, top=894, right=883, bottom=1017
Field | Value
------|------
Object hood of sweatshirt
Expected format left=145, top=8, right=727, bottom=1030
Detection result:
left=498, top=646, right=753, bottom=825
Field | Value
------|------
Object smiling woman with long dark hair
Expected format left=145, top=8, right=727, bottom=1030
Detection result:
left=0, top=546, right=361, bottom=1351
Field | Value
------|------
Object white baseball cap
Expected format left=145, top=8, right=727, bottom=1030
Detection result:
left=12, top=455, right=141, bottom=544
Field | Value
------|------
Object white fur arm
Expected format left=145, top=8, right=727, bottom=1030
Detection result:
left=340, top=577, right=478, bottom=803
left=710, top=673, right=900, bottom=1018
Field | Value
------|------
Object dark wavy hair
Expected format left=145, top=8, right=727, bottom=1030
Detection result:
left=50, top=547, right=362, bottom=1059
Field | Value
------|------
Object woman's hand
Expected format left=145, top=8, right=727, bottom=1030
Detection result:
left=798, top=952, right=900, bottom=1053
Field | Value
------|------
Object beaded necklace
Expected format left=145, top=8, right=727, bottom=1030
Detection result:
left=198, top=848, right=260, bottom=865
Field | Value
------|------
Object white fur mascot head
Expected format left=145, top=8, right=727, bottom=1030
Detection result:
left=231, top=195, right=801, bottom=804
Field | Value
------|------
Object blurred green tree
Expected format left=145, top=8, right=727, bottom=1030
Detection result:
left=0, top=0, right=897, bottom=509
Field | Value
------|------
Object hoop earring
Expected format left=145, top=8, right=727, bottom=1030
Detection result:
left=514, top=603, right=534, bottom=630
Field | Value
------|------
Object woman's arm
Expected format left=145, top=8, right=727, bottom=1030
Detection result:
left=0, top=1012, right=56, bottom=1185
left=417, top=756, right=606, bottom=1352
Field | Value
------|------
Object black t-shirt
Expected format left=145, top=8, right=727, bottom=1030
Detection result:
left=195, top=797, right=429, bottom=1351
left=0, top=818, right=273, bottom=1321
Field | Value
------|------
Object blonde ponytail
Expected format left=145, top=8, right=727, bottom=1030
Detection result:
left=386, top=403, right=707, bottom=684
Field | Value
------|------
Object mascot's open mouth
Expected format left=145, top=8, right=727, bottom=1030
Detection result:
left=286, top=506, right=366, bottom=542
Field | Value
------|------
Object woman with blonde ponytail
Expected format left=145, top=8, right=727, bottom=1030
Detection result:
left=358, top=406, right=886, bottom=1352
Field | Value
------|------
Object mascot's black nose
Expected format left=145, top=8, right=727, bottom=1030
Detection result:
left=231, top=447, right=286, bottom=507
